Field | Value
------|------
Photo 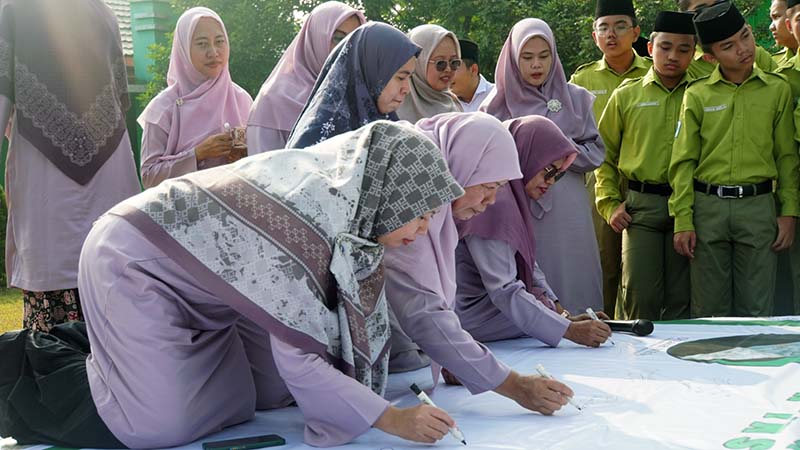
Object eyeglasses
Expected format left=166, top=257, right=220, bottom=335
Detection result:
left=428, top=59, right=462, bottom=72
left=594, top=24, right=633, bottom=37
left=543, top=164, right=566, bottom=183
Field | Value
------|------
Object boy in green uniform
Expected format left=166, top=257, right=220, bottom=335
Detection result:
left=775, top=0, right=800, bottom=314
left=669, top=2, right=800, bottom=317
left=596, top=11, right=696, bottom=320
left=571, top=0, right=652, bottom=317
left=677, top=0, right=779, bottom=78
left=769, top=0, right=798, bottom=67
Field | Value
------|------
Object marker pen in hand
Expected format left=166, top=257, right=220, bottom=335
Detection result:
left=535, top=364, right=582, bottom=412
left=409, top=383, right=467, bottom=445
left=586, top=307, right=615, bottom=346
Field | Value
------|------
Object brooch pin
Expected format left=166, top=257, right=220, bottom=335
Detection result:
left=547, top=99, right=562, bottom=112
left=176, top=98, right=184, bottom=106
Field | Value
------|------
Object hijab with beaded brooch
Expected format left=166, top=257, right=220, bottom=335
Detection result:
left=137, top=7, right=253, bottom=162
left=481, top=18, right=594, bottom=140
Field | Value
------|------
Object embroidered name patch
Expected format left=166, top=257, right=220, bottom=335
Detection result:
left=636, top=101, right=660, bottom=108
left=703, top=104, right=727, bottom=112
left=590, top=89, right=608, bottom=95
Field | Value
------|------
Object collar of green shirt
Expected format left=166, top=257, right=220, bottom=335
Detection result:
left=706, top=64, right=769, bottom=87
left=642, top=66, right=691, bottom=91
left=597, top=50, right=650, bottom=76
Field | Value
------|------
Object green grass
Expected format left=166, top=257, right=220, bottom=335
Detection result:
left=0, top=287, right=22, bottom=332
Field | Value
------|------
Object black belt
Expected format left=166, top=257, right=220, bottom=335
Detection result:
left=628, top=180, right=672, bottom=196
left=693, top=180, right=772, bottom=199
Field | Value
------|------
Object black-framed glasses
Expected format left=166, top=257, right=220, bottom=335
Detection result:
left=428, top=59, right=462, bottom=72
left=543, top=164, right=566, bottom=183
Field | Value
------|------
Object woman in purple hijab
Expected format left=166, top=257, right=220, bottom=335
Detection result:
left=138, top=7, right=254, bottom=189
left=247, top=1, right=365, bottom=152
left=454, top=115, right=612, bottom=349
left=481, top=18, right=604, bottom=314
left=384, top=112, right=575, bottom=418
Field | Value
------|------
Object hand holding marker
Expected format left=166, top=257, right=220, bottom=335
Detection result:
left=586, top=307, right=615, bottom=346
left=409, top=383, right=467, bottom=445
left=535, top=364, right=582, bottom=412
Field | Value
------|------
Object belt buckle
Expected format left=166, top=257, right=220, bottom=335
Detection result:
left=716, top=185, right=743, bottom=199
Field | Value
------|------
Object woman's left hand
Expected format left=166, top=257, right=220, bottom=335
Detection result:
left=227, top=145, right=248, bottom=163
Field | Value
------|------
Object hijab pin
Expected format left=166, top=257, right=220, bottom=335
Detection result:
left=176, top=98, right=185, bottom=106
left=547, top=99, right=562, bottom=113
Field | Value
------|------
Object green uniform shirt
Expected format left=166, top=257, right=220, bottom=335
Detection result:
left=777, top=52, right=800, bottom=101
left=687, top=45, right=778, bottom=79
left=668, top=66, right=800, bottom=232
left=570, top=51, right=652, bottom=120
left=773, top=47, right=797, bottom=68
left=595, top=67, right=691, bottom=222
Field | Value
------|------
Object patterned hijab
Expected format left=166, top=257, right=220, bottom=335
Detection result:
left=0, top=0, right=129, bottom=185
left=481, top=18, right=594, bottom=139
left=248, top=2, right=365, bottom=132
left=395, top=25, right=463, bottom=123
left=286, top=22, right=421, bottom=149
left=385, top=112, right=522, bottom=310
left=137, top=8, right=253, bottom=163
left=456, top=115, right=578, bottom=292
left=112, top=121, right=462, bottom=394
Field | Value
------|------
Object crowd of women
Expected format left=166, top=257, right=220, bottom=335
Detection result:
left=0, top=0, right=663, bottom=447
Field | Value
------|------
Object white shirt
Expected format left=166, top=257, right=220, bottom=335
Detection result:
left=458, top=74, right=495, bottom=112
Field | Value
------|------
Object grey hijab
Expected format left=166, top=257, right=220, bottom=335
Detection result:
left=395, top=24, right=463, bottom=123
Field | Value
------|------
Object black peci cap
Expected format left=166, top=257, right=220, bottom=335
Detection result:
left=458, top=39, right=480, bottom=64
left=693, top=1, right=745, bottom=45
left=595, top=0, right=636, bottom=19
left=654, top=10, right=696, bottom=35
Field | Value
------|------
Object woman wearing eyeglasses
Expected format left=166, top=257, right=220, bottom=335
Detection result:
left=453, top=115, right=612, bottom=354
left=247, top=1, right=365, bottom=152
left=481, top=18, right=605, bottom=315
left=396, top=24, right=463, bottom=123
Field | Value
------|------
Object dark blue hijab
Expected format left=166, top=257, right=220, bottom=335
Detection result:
left=286, top=22, right=421, bottom=148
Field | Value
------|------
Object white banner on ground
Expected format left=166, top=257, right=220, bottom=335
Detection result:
left=3, top=318, right=799, bottom=450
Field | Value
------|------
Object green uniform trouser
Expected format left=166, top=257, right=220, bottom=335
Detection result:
left=692, top=192, right=777, bottom=317
left=773, top=220, right=798, bottom=315
left=587, top=171, right=622, bottom=317
left=772, top=196, right=796, bottom=315
left=617, top=191, right=690, bottom=321
left=784, top=221, right=800, bottom=314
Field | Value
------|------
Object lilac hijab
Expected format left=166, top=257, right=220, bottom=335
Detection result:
left=248, top=2, right=365, bottom=132
left=456, top=115, right=577, bottom=295
left=384, top=112, right=522, bottom=310
left=137, top=7, right=253, bottom=160
left=481, top=18, right=594, bottom=139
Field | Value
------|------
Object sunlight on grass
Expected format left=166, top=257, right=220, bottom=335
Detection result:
left=0, top=287, right=22, bottom=332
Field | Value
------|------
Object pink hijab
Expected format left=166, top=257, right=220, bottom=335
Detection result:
left=456, top=116, right=578, bottom=296
left=480, top=18, right=594, bottom=139
left=248, top=2, right=365, bottom=132
left=384, top=112, right=523, bottom=310
left=137, top=7, right=253, bottom=157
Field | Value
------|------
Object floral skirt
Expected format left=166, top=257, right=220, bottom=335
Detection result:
left=22, top=288, right=82, bottom=332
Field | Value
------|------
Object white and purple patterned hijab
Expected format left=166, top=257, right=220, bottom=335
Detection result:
left=287, top=22, right=421, bottom=149
left=111, top=121, right=463, bottom=394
